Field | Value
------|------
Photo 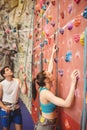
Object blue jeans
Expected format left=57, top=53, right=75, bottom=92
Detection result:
left=0, top=108, right=22, bottom=127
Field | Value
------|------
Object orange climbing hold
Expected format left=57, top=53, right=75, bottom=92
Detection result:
left=74, top=16, right=81, bottom=27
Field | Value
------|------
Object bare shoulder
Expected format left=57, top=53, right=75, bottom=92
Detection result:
left=41, top=89, right=55, bottom=97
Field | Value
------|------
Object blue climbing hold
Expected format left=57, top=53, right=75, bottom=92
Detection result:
left=43, top=39, right=48, bottom=45
left=40, top=43, right=44, bottom=47
left=83, top=6, right=87, bottom=19
left=65, top=51, right=72, bottom=62
left=46, top=19, right=49, bottom=24
left=42, top=5, right=46, bottom=11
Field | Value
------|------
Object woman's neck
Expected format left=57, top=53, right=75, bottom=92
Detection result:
left=46, top=83, right=51, bottom=90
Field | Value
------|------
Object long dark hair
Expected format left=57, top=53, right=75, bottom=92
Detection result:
left=32, top=70, right=46, bottom=100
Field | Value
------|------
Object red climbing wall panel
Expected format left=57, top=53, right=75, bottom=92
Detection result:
left=32, top=0, right=87, bottom=129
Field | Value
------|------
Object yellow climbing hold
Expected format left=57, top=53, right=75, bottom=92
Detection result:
left=48, top=15, right=52, bottom=21
left=80, top=32, right=84, bottom=46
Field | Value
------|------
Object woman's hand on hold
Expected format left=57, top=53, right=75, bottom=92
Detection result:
left=71, top=70, right=79, bottom=83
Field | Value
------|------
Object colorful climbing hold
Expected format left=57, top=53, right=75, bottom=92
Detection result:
left=46, top=1, right=50, bottom=6
left=68, top=4, right=72, bottom=14
left=74, top=16, right=81, bottom=27
left=51, top=0, right=56, bottom=6
left=40, top=0, right=45, bottom=8
left=13, top=28, right=16, bottom=32
left=51, top=21, right=55, bottom=27
left=60, top=11, right=64, bottom=19
left=41, top=9, right=45, bottom=15
left=65, top=51, right=72, bottom=62
left=46, top=19, right=49, bottom=24
left=42, top=5, right=46, bottom=11
left=48, top=15, right=52, bottom=21
left=40, top=43, right=44, bottom=47
left=67, top=22, right=73, bottom=30
left=58, top=69, right=64, bottom=77
left=83, top=6, right=87, bottom=19
left=74, top=34, right=80, bottom=42
left=44, top=58, right=48, bottom=63
left=59, top=28, right=64, bottom=35
left=5, top=29, right=11, bottom=34
left=80, top=32, right=84, bottom=46
left=43, top=39, right=48, bottom=45
left=42, top=31, right=45, bottom=37
left=74, top=0, right=81, bottom=4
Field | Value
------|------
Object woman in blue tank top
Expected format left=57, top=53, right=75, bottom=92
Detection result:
left=32, top=45, right=79, bottom=130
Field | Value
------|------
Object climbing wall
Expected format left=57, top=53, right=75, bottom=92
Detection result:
left=0, top=0, right=35, bottom=112
left=32, top=0, right=87, bottom=129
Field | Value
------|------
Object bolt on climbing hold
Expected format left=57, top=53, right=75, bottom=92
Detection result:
left=59, top=28, right=64, bottom=35
left=80, top=32, right=84, bottom=46
left=58, top=69, right=64, bottom=77
left=74, top=16, right=81, bottom=27
left=74, top=0, right=81, bottom=4
left=51, top=0, right=56, bottom=6
left=74, top=34, right=80, bottom=43
left=60, top=11, right=64, bottom=19
left=68, top=4, right=72, bottom=14
left=51, top=21, right=55, bottom=27
left=67, top=22, right=73, bottom=30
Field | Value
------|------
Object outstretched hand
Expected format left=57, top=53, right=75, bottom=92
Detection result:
left=52, top=44, right=58, bottom=54
left=23, top=74, right=27, bottom=81
left=71, top=70, right=79, bottom=83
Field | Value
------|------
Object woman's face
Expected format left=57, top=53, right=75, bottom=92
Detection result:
left=45, top=71, right=53, bottom=82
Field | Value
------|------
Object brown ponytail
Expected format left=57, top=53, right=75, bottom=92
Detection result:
left=32, top=71, right=46, bottom=100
